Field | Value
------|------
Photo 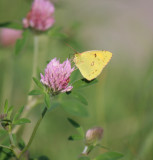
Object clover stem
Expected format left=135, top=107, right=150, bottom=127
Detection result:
left=0, top=144, right=12, bottom=151
left=18, top=107, right=48, bottom=159
left=12, top=35, right=39, bottom=134
left=32, top=35, right=39, bottom=80
left=8, top=127, right=20, bottom=159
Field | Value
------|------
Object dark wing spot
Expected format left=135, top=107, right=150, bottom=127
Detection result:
left=94, top=53, right=97, bottom=57
left=95, top=69, right=97, bottom=72
left=91, top=61, right=94, bottom=66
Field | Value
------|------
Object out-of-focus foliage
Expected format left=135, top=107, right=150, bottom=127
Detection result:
left=0, top=0, right=153, bottom=160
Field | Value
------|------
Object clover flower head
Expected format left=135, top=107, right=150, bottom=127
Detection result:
left=23, top=0, right=55, bottom=31
left=40, top=58, right=74, bottom=95
left=0, top=28, right=22, bottom=47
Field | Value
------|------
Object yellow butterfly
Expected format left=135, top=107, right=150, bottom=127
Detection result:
left=73, top=50, right=112, bottom=81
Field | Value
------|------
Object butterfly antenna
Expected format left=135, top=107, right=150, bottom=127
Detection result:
left=64, top=42, right=79, bottom=54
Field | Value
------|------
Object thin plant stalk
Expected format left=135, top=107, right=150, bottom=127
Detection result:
left=18, top=107, right=48, bottom=159
left=9, top=132, right=15, bottom=147
left=12, top=36, right=39, bottom=134
left=9, top=127, right=20, bottom=158
left=82, top=145, right=94, bottom=155
left=28, top=35, right=39, bottom=100
left=0, top=144, right=12, bottom=151
left=32, top=35, right=39, bottom=80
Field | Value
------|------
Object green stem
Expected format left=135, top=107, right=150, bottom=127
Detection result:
left=9, top=129, right=20, bottom=159
left=28, top=35, right=39, bottom=97
left=9, top=131, right=15, bottom=147
left=18, top=107, right=48, bottom=159
left=12, top=35, right=39, bottom=134
left=32, top=35, right=39, bottom=80
left=82, top=145, right=94, bottom=155
left=0, top=144, right=12, bottom=151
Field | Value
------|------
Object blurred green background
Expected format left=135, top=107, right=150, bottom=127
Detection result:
left=0, top=0, right=153, bottom=159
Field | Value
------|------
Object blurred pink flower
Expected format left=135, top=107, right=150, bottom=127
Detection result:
left=0, top=28, right=22, bottom=47
left=23, top=0, right=55, bottom=31
left=40, top=58, right=74, bottom=94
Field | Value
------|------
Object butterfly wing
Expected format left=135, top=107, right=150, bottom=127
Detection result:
left=74, top=50, right=112, bottom=80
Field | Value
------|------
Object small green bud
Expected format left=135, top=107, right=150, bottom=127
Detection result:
left=85, top=127, right=103, bottom=146
left=0, top=114, right=11, bottom=131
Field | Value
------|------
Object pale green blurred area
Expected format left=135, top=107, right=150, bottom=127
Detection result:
left=0, top=0, right=153, bottom=159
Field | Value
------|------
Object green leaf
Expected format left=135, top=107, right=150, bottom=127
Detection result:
left=0, top=119, right=11, bottom=126
left=28, top=89, right=43, bottom=95
left=68, top=135, right=84, bottom=141
left=61, top=100, right=88, bottom=117
left=4, top=99, right=8, bottom=114
left=14, top=31, right=28, bottom=55
left=73, top=78, right=98, bottom=90
left=13, top=106, right=24, bottom=122
left=0, top=147, right=13, bottom=159
left=78, top=157, right=90, bottom=160
left=33, top=77, right=44, bottom=89
left=44, top=93, right=51, bottom=108
left=94, top=152, right=124, bottom=160
left=48, top=101, right=60, bottom=111
left=0, top=22, right=23, bottom=29
left=67, top=118, right=80, bottom=128
left=0, top=129, right=7, bottom=137
left=70, top=92, right=88, bottom=105
left=13, top=118, right=31, bottom=125
left=18, top=138, right=25, bottom=150
left=7, top=106, right=13, bottom=119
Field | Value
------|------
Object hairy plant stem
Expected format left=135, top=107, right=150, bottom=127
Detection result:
left=9, top=132, right=15, bottom=147
left=27, top=35, right=39, bottom=102
left=12, top=35, right=39, bottom=134
left=32, top=35, right=39, bottom=82
left=8, top=127, right=20, bottom=159
left=18, top=107, right=48, bottom=159
left=82, top=145, right=94, bottom=156
left=0, top=144, right=12, bottom=151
